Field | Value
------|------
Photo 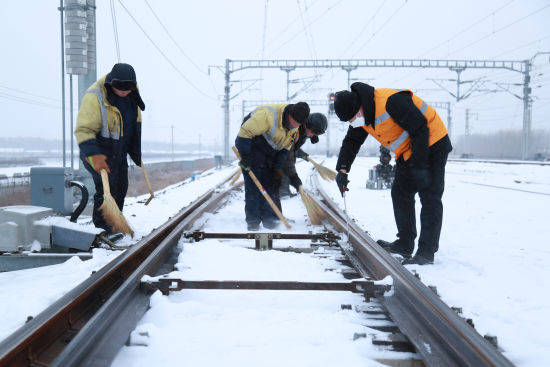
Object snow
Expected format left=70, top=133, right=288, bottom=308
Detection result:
left=313, top=156, right=550, bottom=366
left=0, top=165, right=237, bottom=341
left=113, top=190, right=415, bottom=366
left=1, top=156, right=549, bottom=365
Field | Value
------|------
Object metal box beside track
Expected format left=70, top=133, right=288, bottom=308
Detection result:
left=30, top=167, right=73, bottom=215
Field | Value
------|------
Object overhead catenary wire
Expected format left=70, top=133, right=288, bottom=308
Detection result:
left=117, top=0, right=216, bottom=100
left=340, top=0, right=387, bottom=57
left=351, top=0, right=407, bottom=58
left=267, top=0, right=344, bottom=56
left=446, top=3, right=550, bottom=57
left=417, top=0, right=516, bottom=58
left=109, top=0, right=121, bottom=61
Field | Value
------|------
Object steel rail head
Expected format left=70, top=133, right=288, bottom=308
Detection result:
left=308, top=174, right=514, bottom=367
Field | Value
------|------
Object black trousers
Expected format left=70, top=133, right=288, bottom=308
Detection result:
left=391, top=149, right=448, bottom=255
left=82, top=157, right=128, bottom=232
left=243, top=145, right=278, bottom=226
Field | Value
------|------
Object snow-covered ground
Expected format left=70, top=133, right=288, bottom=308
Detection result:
left=113, top=189, right=413, bottom=367
left=1, top=156, right=549, bottom=366
left=0, top=165, right=236, bottom=341
left=312, top=156, right=550, bottom=366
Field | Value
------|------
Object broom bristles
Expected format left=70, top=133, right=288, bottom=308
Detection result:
left=298, top=187, right=325, bottom=225
left=100, top=194, right=134, bottom=237
left=312, top=161, right=337, bottom=181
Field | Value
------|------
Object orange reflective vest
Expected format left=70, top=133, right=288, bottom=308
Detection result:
left=362, top=89, right=448, bottom=161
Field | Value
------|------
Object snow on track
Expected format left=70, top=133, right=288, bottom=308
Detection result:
left=0, top=165, right=236, bottom=341
left=113, top=189, right=415, bottom=366
left=313, top=156, right=550, bottom=366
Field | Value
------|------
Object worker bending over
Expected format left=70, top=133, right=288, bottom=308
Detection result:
left=235, top=102, right=310, bottom=230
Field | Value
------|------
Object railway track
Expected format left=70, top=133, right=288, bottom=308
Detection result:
left=0, top=168, right=514, bottom=366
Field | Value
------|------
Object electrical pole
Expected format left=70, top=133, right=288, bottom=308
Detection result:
left=281, top=67, right=295, bottom=101
left=171, top=125, right=174, bottom=162
left=59, top=0, right=66, bottom=168
left=522, top=59, right=532, bottom=160
left=465, top=109, right=478, bottom=157
left=223, top=58, right=230, bottom=161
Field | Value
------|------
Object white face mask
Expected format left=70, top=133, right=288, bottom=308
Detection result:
left=350, top=116, right=365, bottom=128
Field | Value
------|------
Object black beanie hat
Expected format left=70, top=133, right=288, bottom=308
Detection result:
left=288, top=102, right=310, bottom=125
left=334, top=90, right=361, bottom=122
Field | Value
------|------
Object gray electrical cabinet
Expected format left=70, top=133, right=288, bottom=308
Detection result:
left=30, top=167, right=74, bottom=215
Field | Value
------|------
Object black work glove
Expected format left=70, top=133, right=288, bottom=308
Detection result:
left=273, top=168, right=283, bottom=188
left=336, top=171, right=349, bottom=197
left=290, top=175, right=302, bottom=190
left=411, top=168, right=431, bottom=191
left=239, top=155, right=252, bottom=172
left=310, top=136, right=319, bottom=144
left=295, top=149, right=309, bottom=161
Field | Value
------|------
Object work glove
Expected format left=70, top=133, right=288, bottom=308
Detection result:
left=239, top=155, right=252, bottom=172
left=290, top=175, right=302, bottom=191
left=296, top=149, right=309, bottom=161
left=310, top=136, right=319, bottom=144
left=411, top=168, right=431, bottom=191
left=273, top=168, right=283, bottom=189
left=336, top=171, right=349, bottom=197
left=87, top=154, right=110, bottom=174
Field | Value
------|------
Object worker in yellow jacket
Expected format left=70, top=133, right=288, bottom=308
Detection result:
left=75, top=63, right=145, bottom=232
left=235, top=102, right=310, bottom=230
left=333, top=82, right=452, bottom=265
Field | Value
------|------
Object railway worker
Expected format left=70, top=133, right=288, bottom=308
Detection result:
left=278, top=112, right=328, bottom=197
left=75, top=63, right=145, bottom=233
left=333, top=82, right=452, bottom=265
left=235, top=102, right=310, bottom=231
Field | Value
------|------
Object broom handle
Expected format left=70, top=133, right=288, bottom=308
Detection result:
left=100, top=169, right=111, bottom=195
left=141, top=163, right=154, bottom=195
left=232, top=146, right=291, bottom=229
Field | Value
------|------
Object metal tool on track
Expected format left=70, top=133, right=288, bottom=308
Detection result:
left=342, top=192, right=350, bottom=243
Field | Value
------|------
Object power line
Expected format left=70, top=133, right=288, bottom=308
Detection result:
left=0, top=91, right=75, bottom=111
left=0, top=85, right=60, bottom=102
left=268, top=0, right=344, bottom=56
left=109, top=0, right=121, bottom=61
left=418, top=0, right=515, bottom=58
left=341, top=0, right=386, bottom=57
left=352, top=1, right=407, bottom=58
left=143, top=0, right=205, bottom=75
left=447, top=3, right=550, bottom=56
left=117, top=0, right=216, bottom=100
left=262, top=0, right=320, bottom=56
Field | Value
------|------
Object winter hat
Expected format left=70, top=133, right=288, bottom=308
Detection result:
left=288, top=102, right=310, bottom=125
left=306, top=112, right=328, bottom=135
left=334, top=90, right=361, bottom=121
left=106, top=63, right=137, bottom=90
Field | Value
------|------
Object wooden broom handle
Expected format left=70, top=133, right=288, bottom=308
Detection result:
left=141, top=164, right=153, bottom=193
left=232, top=146, right=291, bottom=229
left=141, top=163, right=155, bottom=205
left=100, top=169, right=111, bottom=195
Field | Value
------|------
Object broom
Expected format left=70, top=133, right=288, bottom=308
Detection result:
left=298, top=186, right=325, bottom=225
left=230, top=168, right=242, bottom=185
left=141, top=163, right=154, bottom=206
left=99, top=169, right=134, bottom=237
left=306, top=157, right=337, bottom=181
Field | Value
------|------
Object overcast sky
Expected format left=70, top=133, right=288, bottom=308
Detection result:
left=1, top=0, right=549, bottom=151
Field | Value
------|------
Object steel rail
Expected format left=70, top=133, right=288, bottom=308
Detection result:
left=0, top=170, right=239, bottom=367
left=309, top=174, right=514, bottom=367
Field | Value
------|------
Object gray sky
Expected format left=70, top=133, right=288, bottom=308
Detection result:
left=1, top=0, right=549, bottom=150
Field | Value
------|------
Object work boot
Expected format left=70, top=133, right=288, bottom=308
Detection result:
left=402, top=251, right=434, bottom=265
left=247, top=222, right=260, bottom=231
left=262, top=219, right=280, bottom=230
left=377, top=239, right=413, bottom=259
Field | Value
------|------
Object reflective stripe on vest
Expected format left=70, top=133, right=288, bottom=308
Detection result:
left=88, top=88, right=120, bottom=140
left=252, top=105, right=282, bottom=150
